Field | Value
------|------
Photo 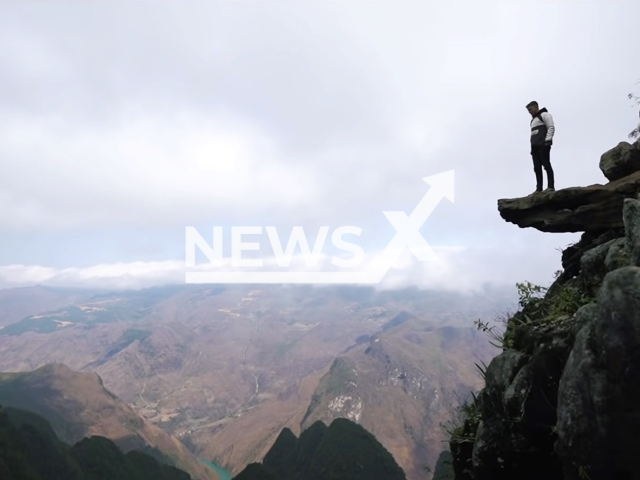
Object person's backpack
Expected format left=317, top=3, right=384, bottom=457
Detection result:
left=532, top=110, right=547, bottom=125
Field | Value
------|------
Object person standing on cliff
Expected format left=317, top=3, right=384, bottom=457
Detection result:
left=526, top=101, right=555, bottom=194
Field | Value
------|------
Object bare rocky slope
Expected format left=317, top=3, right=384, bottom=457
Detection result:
left=451, top=138, right=640, bottom=480
left=300, top=317, right=494, bottom=480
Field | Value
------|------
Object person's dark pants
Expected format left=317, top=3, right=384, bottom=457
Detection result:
left=531, top=144, right=554, bottom=191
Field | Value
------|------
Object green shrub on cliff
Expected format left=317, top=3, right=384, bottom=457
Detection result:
left=476, top=279, right=594, bottom=351
left=548, top=285, right=594, bottom=317
left=517, top=281, right=548, bottom=312
left=443, top=392, right=481, bottom=445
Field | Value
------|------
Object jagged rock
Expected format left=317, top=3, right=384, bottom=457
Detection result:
left=469, top=351, right=530, bottom=480
left=483, top=350, right=529, bottom=390
left=556, top=267, right=640, bottom=480
left=497, top=170, right=640, bottom=232
left=462, top=312, right=583, bottom=480
left=604, top=237, right=629, bottom=271
left=560, top=230, right=624, bottom=279
left=599, top=140, right=640, bottom=181
left=575, top=196, right=636, bottom=293
left=623, top=196, right=640, bottom=266
left=579, top=237, right=626, bottom=296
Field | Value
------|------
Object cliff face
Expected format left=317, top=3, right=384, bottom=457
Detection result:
left=451, top=139, right=640, bottom=480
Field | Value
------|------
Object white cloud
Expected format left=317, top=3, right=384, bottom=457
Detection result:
left=0, top=108, right=321, bottom=231
left=0, top=239, right=570, bottom=293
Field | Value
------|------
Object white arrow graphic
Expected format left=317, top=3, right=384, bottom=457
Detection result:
left=366, top=170, right=454, bottom=282
left=185, top=170, right=454, bottom=284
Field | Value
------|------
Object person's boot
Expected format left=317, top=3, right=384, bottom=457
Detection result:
left=545, top=171, right=555, bottom=192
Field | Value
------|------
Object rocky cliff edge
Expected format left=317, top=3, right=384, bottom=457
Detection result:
left=450, top=139, right=640, bottom=480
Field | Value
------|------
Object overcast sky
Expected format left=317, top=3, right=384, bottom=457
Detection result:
left=0, top=1, right=639, bottom=292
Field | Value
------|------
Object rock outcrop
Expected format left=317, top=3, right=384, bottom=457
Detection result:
left=498, top=139, right=640, bottom=233
left=600, top=139, right=640, bottom=181
left=451, top=139, right=640, bottom=480
left=497, top=170, right=640, bottom=232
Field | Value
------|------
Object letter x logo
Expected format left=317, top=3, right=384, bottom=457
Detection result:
left=382, top=171, right=455, bottom=262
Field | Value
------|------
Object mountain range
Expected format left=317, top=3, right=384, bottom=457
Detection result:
left=0, top=283, right=514, bottom=479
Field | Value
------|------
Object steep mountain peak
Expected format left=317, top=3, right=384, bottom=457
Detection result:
left=236, top=418, right=407, bottom=480
left=261, top=427, right=298, bottom=477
